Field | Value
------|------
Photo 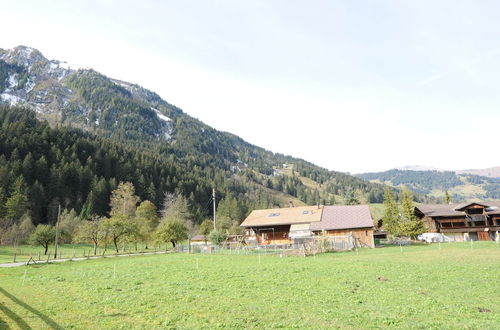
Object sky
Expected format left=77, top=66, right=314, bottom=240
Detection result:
left=1, top=0, right=500, bottom=173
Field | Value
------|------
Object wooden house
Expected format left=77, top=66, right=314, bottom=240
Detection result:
left=240, top=204, right=375, bottom=247
left=240, top=205, right=324, bottom=245
left=414, top=202, right=500, bottom=241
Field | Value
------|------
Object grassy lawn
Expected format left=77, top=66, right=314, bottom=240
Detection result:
left=0, top=243, right=499, bottom=329
left=0, top=243, right=165, bottom=264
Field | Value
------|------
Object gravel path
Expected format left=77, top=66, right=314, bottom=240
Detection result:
left=0, top=250, right=172, bottom=268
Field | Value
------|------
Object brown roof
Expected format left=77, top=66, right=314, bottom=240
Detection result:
left=240, top=205, right=324, bottom=227
left=310, top=205, right=374, bottom=231
left=191, top=234, right=207, bottom=241
left=415, top=201, right=500, bottom=217
left=454, top=202, right=491, bottom=211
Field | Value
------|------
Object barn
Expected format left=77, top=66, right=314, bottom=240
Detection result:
left=310, top=205, right=375, bottom=248
left=415, top=201, right=500, bottom=241
left=240, top=204, right=375, bottom=247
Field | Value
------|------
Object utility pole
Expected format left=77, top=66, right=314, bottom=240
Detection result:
left=54, top=203, right=61, bottom=259
left=213, top=188, right=216, bottom=231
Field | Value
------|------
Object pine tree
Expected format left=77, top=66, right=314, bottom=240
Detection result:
left=5, top=176, right=28, bottom=224
left=382, top=187, right=400, bottom=236
left=343, top=189, right=360, bottom=205
left=400, top=187, right=416, bottom=223
left=0, top=186, right=6, bottom=220
left=399, top=187, right=425, bottom=238
left=444, top=191, right=451, bottom=204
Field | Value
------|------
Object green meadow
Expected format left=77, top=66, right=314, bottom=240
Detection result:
left=0, top=243, right=165, bottom=264
left=0, top=243, right=499, bottom=329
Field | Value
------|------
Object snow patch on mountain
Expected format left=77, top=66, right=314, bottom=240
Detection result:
left=7, top=73, right=18, bottom=89
left=152, top=107, right=171, bottom=122
left=25, top=79, right=35, bottom=93
left=0, top=93, right=21, bottom=106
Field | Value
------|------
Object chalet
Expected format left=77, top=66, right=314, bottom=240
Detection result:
left=240, top=204, right=374, bottom=247
left=415, top=202, right=500, bottom=241
left=240, top=205, right=324, bottom=245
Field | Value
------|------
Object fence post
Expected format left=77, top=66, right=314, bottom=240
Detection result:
left=13, top=253, right=16, bottom=263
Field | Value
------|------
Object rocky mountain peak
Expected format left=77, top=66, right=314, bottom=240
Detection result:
left=0, top=45, right=173, bottom=141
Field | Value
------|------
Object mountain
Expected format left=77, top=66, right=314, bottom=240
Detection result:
left=456, top=167, right=500, bottom=179
left=0, top=45, right=392, bottom=226
left=394, top=165, right=444, bottom=172
left=356, top=169, right=500, bottom=202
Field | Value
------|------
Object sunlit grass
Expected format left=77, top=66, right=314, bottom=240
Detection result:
left=0, top=242, right=499, bottom=328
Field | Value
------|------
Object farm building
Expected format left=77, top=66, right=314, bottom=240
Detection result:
left=415, top=202, right=500, bottom=241
left=190, top=235, right=209, bottom=245
left=240, top=204, right=375, bottom=247
left=310, top=205, right=375, bottom=248
left=240, top=205, right=324, bottom=245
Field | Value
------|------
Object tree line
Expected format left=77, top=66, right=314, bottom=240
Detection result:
left=24, top=182, right=236, bottom=255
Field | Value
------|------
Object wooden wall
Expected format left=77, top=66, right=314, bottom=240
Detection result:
left=253, top=225, right=291, bottom=245
left=422, top=216, right=437, bottom=232
left=323, top=228, right=374, bottom=248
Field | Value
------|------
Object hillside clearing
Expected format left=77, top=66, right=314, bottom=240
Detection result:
left=0, top=243, right=499, bottom=329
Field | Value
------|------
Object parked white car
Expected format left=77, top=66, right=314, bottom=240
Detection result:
left=417, top=233, right=451, bottom=243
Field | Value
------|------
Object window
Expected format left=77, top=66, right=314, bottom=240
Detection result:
left=467, top=208, right=483, bottom=215
left=302, top=211, right=309, bottom=215
left=268, top=213, right=280, bottom=217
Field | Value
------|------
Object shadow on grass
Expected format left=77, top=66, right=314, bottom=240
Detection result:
left=0, top=287, right=62, bottom=329
left=0, top=301, right=31, bottom=329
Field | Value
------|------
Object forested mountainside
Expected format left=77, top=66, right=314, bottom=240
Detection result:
left=357, top=169, right=500, bottom=201
left=0, top=46, right=396, bottom=227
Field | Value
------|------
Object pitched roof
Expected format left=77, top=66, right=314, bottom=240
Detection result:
left=415, top=201, right=500, bottom=217
left=310, top=205, right=374, bottom=231
left=191, top=234, right=207, bottom=241
left=240, top=205, right=323, bottom=227
left=454, top=202, right=491, bottom=211
left=415, top=203, right=464, bottom=217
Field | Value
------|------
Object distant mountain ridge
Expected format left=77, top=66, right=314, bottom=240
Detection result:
left=394, top=165, right=445, bottom=172
left=456, top=167, right=500, bottom=179
left=387, top=165, right=500, bottom=179
left=356, top=169, right=500, bottom=201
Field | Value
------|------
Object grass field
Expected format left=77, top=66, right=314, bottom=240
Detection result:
left=0, top=243, right=168, bottom=264
left=0, top=243, right=499, bottom=329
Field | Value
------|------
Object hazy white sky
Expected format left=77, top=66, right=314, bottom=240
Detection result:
left=1, top=0, right=500, bottom=173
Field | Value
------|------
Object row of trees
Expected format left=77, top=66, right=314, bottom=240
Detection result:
left=382, top=186, right=425, bottom=238
left=26, top=182, right=234, bottom=255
